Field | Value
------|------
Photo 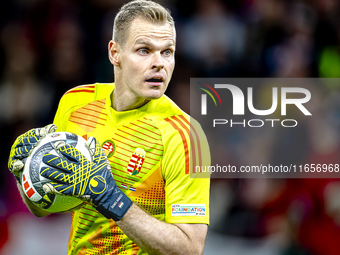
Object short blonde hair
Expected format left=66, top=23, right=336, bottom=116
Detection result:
left=113, top=0, right=175, bottom=47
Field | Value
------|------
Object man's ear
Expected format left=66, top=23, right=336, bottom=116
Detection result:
left=108, top=40, right=120, bottom=67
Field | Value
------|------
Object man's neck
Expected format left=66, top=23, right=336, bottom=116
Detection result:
left=111, top=88, right=150, bottom=112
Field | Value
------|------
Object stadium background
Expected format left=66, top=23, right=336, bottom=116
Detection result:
left=1, top=0, right=340, bottom=254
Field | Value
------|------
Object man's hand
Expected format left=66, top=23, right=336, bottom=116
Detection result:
left=41, top=137, right=132, bottom=221
left=8, top=124, right=57, bottom=183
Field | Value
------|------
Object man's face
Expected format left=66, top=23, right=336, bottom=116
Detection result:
left=113, top=18, right=176, bottom=100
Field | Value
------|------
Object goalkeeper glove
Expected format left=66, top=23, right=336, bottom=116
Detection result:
left=41, top=137, right=132, bottom=221
left=8, top=124, right=57, bottom=183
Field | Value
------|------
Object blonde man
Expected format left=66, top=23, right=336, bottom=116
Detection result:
left=9, top=1, right=210, bottom=254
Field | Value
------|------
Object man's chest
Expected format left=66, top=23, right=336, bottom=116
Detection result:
left=64, top=105, right=166, bottom=212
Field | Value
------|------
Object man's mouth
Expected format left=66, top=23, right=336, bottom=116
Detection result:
left=145, top=77, right=164, bottom=85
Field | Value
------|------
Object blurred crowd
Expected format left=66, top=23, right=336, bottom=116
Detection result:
left=1, top=0, right=340, bottom=254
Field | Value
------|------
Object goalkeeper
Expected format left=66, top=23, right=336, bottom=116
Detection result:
left=8, top=0, right=211, bottom=254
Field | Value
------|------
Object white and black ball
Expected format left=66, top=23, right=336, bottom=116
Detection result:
left=21, top=132, right=90, bottom=213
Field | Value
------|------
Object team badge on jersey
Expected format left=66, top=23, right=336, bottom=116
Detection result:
left=102, top=140, right=115, bottom=158
left=127, top=148, right=146, bottom=176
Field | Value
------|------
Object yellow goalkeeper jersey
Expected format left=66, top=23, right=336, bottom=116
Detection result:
left=53, top=83, right=210, bottom=255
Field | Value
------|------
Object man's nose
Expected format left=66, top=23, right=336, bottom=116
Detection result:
left=152, top=52, right=164, bottom=71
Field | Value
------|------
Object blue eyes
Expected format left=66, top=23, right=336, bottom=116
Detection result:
left=139, top=49, right=148, bottom=54
left=164, top=50, right=171, bottom=55
left=138, top=48, right=173, bottom=56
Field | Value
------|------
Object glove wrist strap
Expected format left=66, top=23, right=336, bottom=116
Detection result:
left=96, top=189, right=133, bottom=221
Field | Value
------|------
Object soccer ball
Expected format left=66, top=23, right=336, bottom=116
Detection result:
left=21, top=132, right=91, bottom=213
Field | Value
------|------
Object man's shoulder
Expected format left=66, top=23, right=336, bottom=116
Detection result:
left=146, top=95, right=187, bottom=121
left=60, top=83, right=114, bottom=108
left=145, top=95, right=201, bottom=136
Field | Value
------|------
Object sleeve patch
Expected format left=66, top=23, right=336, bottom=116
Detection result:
left=171, top=204, right=206, bottom=216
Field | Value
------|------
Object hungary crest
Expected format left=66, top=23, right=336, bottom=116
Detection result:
left=102, top=140, right=115, bottom=158
left=127, top=148, right=146, bottom=175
